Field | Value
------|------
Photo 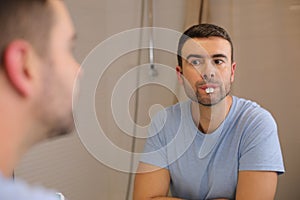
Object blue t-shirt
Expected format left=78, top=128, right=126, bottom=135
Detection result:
left=140, top=96, right=285, bottom=200
left=0, top=173, right=61, bottom=200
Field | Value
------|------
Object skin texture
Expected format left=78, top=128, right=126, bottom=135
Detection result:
left=34, top=0, right=79, bottom=138
left=0, top=0, right=79, bottom=178
left=133, top=37, right=278, bottom=200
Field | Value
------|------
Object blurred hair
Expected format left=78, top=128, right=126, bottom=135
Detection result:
left=0, top=0, right=55, bottom=67
left=177, top=23, right=234, bottom=67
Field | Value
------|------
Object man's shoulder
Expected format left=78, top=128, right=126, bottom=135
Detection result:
left=232, top=96, right=276, bottom=128
left=233, top=96, right=272, bottom=117
left=234, top=96, right=260, bottom=109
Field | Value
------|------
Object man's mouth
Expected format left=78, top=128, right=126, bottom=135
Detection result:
left=199, top=84, right=218, bottom=94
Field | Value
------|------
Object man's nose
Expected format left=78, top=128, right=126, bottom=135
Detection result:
left=198, top=62, right=216, bottom=81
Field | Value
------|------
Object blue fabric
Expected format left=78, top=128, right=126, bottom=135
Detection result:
left=140, top=96, right=285, bottom=200
left=0, top=173, right=59, bottom=200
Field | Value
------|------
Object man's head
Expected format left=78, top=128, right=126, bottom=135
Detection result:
left=177, top=24, right=234, bottom=68
left=0, top=0, right=79, bottom=140
left=176, top=24, right=236, bottom=106
left=0, top=0, right=54, bottom=65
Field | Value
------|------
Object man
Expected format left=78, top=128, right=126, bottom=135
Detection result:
left=134, top=24, right=284, bottom=200
left=0, top=0, right=79, bottom=199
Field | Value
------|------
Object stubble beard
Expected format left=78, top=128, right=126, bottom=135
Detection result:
left=195, top=88, right=230, bottom=107
left=37, top=61, right=75, bottom=139
left=47, top=112, right=75, bottom=138
left=183, top=78, right=232, bottom=107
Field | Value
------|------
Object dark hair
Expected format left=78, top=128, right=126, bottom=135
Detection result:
left=0, top=0, right=54, bottom=67
left=177, top=23, right=234, bottom=67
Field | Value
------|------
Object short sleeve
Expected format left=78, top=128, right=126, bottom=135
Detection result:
left=239, top=110, right=285, bottom=174
left=139, top=111, right=169, bottom=169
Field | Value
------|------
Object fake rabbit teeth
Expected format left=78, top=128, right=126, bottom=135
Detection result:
left=205, top=87, right=215, bottom=94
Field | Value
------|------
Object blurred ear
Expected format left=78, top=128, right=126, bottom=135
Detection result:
left=230, top=62, right=236, bottom=83
left=176, top=66, right=183, bottom=84
left=3, top=40, right=34, bottom=96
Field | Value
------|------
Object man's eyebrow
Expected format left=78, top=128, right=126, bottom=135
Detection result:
left=185, top=54, right=228, bottom=61
left=212, top=54, right=228, bottom=60
left=186, top=54, right=205, bottom=60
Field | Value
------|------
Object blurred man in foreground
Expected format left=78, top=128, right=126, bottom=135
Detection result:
left=0, top=0, right=79, bottom=199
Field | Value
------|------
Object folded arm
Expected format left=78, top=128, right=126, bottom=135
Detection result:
left=134, top=163, right=278, bottom=200
left=133, top=162, right=182, bottom=200
left=235, top=171, right=278, bottom=200
left=133, top=162, right=230, bottom=200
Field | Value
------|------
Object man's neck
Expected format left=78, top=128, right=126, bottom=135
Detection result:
left=0, top=143, right=20, bottom=178
left=0, top=96, right=37, bottom=178
left=191, top=96, right=233, bottom=134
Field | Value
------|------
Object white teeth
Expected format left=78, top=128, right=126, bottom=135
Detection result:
left=205, top=87, right=214, bottom=94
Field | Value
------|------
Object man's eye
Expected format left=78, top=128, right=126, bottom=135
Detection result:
left=214, top=59, right=224, bottom=65
left=189, top=59, right=204, bottom=66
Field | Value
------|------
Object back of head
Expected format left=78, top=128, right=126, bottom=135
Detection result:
left=0, top=0, right=78, bottom=179
left=177, top=23, right=234, bottom=67
left=0, top=0, right=54, bottom=67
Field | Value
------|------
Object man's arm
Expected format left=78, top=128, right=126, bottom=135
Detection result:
left=133, top=162, right=183, bottom=200
left=133, top=162, right=229, bottom=200
left=134, top=165, right=278, bottom=200
left=235, top=171, right=278, bottom=200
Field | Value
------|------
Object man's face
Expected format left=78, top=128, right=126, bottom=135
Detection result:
left=178, top=37, right=236, bottom=106
left=36, top=0, right=79, bottom=138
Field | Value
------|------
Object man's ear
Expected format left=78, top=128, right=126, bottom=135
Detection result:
left=230, top=62, right=236, bottom=83
left=3, top=40, right=34, bottom=96
left=176, top=66, right=183, bottom=84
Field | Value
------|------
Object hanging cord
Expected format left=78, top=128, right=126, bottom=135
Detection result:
left=148, top=0, right=154, bottom=69
left=148, top=0, right=158, bottom=77
left=125, top=0, right=146, bottom=199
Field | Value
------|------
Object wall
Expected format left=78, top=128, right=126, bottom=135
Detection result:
left=205, top=0, right=300, bottom=199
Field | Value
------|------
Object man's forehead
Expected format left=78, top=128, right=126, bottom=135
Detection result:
left=182, top=39, right=207, bottom=55
left=181, top=37, right=231, bottom=58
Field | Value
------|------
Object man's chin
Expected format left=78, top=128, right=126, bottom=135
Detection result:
left=198, top=102, right=214, bottom=107
left=194, top=98, right=217, bottom=107
left=197, top=91, right=230, bottom=106
left=191, top=95, right=215, bottom=106
left=47, top=121, right=75, bottom=139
